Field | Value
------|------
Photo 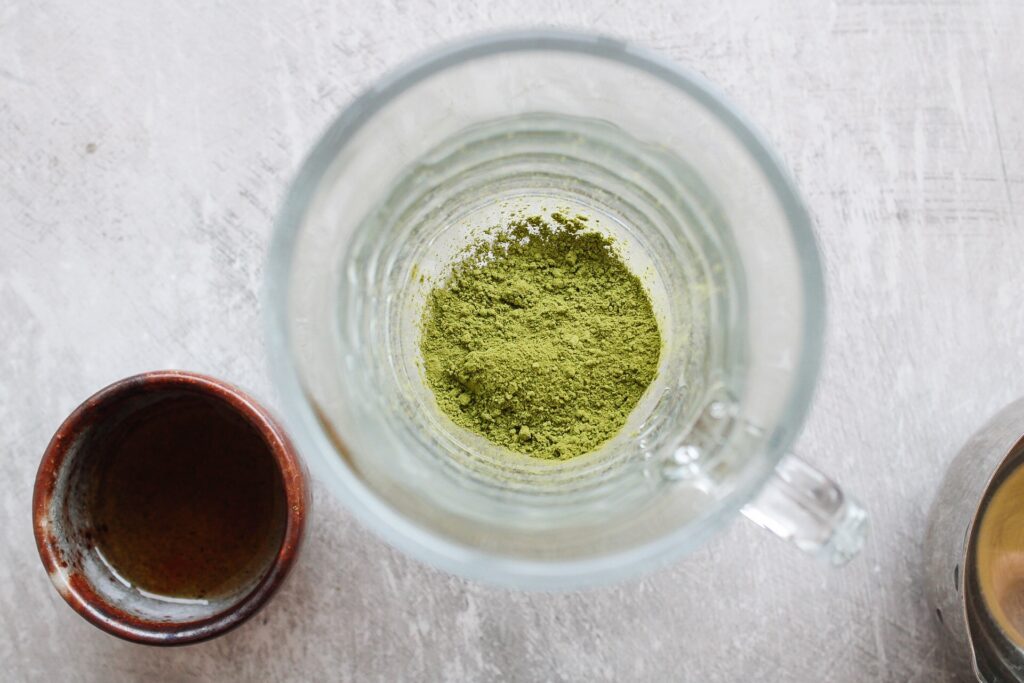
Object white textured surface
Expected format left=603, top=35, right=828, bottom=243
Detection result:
left=2, top=1, right=1023, bottom=680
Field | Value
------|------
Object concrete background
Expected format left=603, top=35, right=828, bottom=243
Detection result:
left=3, top=0, right=1023, bottom=680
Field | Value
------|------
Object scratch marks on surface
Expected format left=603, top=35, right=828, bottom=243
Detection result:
left=983, top=76, right=1019, bottom=230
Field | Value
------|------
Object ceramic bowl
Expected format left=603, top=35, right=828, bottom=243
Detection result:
left=32, top=371, right=308, bottom=645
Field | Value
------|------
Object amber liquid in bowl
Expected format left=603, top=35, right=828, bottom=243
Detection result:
left=90, top=393, right=287, bottom=600
left=976, top=456, right=1024, bottom=648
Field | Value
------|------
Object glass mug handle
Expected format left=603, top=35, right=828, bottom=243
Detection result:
left=741, top=454, right=867, bottom=565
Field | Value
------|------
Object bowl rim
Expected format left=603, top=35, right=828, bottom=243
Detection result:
left=32, top=370, right=308, bottom=645
left=265, top=29, right=825, bottom=588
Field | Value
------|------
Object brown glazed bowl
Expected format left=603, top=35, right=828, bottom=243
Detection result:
left=32, top=371, right=308, bottom=645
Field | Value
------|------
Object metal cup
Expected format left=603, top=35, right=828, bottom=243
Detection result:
left=925, top=398, right=1024, bottom=681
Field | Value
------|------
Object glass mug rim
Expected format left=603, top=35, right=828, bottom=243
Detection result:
left=266, top=29, right=825, bottom=588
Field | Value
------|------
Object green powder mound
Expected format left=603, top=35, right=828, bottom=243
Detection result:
left=419, top=212, right=662, bottom=460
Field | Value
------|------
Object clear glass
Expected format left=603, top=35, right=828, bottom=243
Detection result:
left=267, top=31, right=866, bottom=588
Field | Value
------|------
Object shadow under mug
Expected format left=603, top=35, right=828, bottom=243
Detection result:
left=268, top=31, right=866, bottom=589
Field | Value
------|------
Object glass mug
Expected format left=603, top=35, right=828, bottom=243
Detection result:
left=267, top=31, right=866, bottom=588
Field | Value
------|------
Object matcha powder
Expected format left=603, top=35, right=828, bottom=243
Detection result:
left=419, top=213, right=662, bottom=460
